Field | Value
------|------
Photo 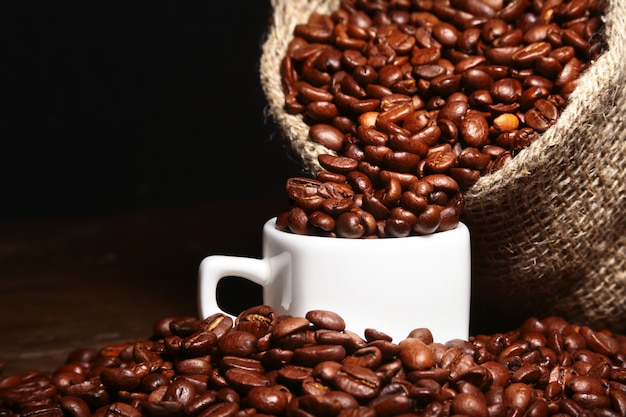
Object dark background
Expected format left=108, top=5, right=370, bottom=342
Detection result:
left=0, top=2, right=309, bottom=375
left=1, top=1, right=302, bottom=220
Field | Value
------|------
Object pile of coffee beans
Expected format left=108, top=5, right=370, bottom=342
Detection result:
left=3, top=306, right=626, bottom=417
left=276, top=0, right=605, bottom=238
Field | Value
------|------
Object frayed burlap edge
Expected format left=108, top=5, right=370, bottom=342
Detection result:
left=260, top=0, right=626, bottom=332
left=260, top=0, right=340, bottom=174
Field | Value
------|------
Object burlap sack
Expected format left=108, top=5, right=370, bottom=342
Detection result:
left=259, top=0, right=626, bottom=334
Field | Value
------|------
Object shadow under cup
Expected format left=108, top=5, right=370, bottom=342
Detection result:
left=198, top=217, right=471, bottom=343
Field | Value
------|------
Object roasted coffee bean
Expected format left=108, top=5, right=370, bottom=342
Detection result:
left=174, top=356, right=212, bottom=376
left=357, top=125, right=388, bottom=147
left=413, top=204, right=442, bottom=234
left=306, top=310, right=346, bottom=332
left=293, top=345, right=347, bottom=367
left=311, top=360, right=343, bottom=383
left=309, top=124, right=346, bottom=151
left=398, top=338, right=435, bottom=370
left=343, top=347, right=383, bottom=370
left=317, top=170, right=348, bottom=184
left=245, top=385, right=290, bottom=415
left=92, top=402, right=141, bottom=417
left=223, top=368, right=270, bottom=393
left=234, top=305, right=275, bottom=340
left=334, top=364, right=382, bottom=400
left=169, top=317, right=203, bottom=337
left=460, top=112, right=490, bottom=146
left=217, top=331, right=257, bottom=357
left=276, top=364, right=314, bottom=387
left=201, top=314, right=234, bottom=339
left=308, top=210, right=336, bottom=232
left=180, top=332, right=218, bottom=357
left=319, top=153, right=359, bottom=174
left=287, top=206, right=312, bottom=235
left=161, top=378, right=196, bottom=406
left=525, top=98, right=559, bottom=132
left=336, top=211, right=366, bottom=238
left=269, top=318, right=308, bottom=340
left=100, top=368, right=140, bottom=392
left=450, top=392, right=490, bottom=417
left=195, top=401, right=239, bottom=417
left=220, top=356, right=265, bottom=375
left=297, top=393, right=346, bottom=416
left=58, top=395, right=91, bottom=417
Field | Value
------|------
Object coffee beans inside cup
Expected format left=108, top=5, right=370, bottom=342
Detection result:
left=275, top=0, right=605, bottom=238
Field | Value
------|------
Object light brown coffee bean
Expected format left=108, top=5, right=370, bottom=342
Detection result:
left=306, top=101, right=339, bottom=122
left=398, top=338, right=435, bottom=370
left=309, top=124, right=346, bottom=151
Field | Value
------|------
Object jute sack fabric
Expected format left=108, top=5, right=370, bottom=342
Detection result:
left=260, top=0, right=626, bottom=333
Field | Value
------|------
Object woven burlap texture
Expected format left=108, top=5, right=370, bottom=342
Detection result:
left=260, top=0, right=626, bottom=333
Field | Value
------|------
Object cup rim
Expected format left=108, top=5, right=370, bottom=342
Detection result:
left=263, top=217, right=469, bottom=243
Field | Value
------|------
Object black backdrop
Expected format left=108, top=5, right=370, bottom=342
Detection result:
left=1, top=2, right=302, bottom=219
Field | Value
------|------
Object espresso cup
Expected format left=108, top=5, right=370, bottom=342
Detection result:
left=198, top=217, right=471, bottom=343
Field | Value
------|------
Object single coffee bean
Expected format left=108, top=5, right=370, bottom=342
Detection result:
left=460, top=112, right=489, bottom=146
left=292, top=345, right=347, bottom=367
left=343, top=346, right=384, bottom=370
left=202, top=313, right=234, bottom=339
left=334, top=364, right=382, bottom=400
left=174, top=356, right=212, bottom=375
left=309, top=210, right=337, bottom=232
left=524, top=98, right=558, bottom=132
left=306, top=310, right=346, bottom=331
left=224, top=368, right=271, bottom=392
left=450, top=392, right=489, bottom=417
left=246, top=386, right=290, bottom=415
left=59, top=395, right=91, bottom=417
left=398, top=338, right=435, bottom=370
left=272, top=316, right=311, bottom=339
left=217, top=331, right=257, bottom=357
left=100, top=368, right=140, bottom=392
left=319, top=153, right=359, bottom=174
left=181, top=332, right=218, bottom=357
left=336, top=211, right=366, bottom=238
left=309, top=124, right=346, bottom=151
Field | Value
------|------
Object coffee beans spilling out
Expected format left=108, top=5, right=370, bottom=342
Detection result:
left=3, top=307, right=626, bottom=417
left=276, top=0, right=605, bottom=238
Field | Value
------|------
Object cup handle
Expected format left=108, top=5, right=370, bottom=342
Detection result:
left=197, top=255, right=270, bottom=319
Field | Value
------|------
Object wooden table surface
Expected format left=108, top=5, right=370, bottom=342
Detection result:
left=0, top=198, right=289, bottom=378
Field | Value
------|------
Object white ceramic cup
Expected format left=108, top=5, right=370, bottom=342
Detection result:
left=198, top=217, right=471, bottom=343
